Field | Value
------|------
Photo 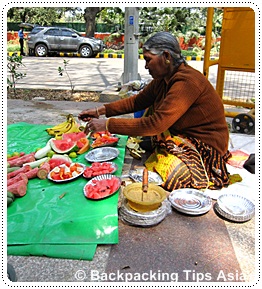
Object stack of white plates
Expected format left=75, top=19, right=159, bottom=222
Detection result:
left=119, top=198, right=168, bottom=227
left=215, top=193, right=255, bottom=222
left=168, top=188, right=212, bottom=215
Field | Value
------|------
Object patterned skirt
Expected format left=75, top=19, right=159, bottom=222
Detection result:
left=144, top=132, right=231, bottom=192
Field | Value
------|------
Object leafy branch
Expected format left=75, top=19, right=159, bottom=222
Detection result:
left=7, top=54, right=26, bottom=97
left=58, top=59, right=75, bottom=96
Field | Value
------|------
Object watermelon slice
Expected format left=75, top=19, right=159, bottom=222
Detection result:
left=62, top=132, right=86, bottom=142
left=50, top=138, right=77, bottom=154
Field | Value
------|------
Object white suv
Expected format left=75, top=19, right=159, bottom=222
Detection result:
left=27, top=26, right=105, bottom=58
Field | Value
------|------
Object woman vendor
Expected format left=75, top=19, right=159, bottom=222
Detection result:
left=78, top=31, right=230, bottom=192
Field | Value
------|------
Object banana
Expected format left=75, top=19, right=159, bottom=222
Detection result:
left=54, top=133, right=63, bottom=140
left=46, top=114, right=81, bottom=137
left=65, top=121, right=81, bottom=134
left=46, top=120, right=69, bottom=133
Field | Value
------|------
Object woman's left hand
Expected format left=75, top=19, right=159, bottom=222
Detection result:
left=84, top=118, right=107, bottom=134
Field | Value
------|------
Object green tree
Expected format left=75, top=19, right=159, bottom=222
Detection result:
left=7, top=7, right=79, bottom=26
left=97, top=7, right=124, bottom=30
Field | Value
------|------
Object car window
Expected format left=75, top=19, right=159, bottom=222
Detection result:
left=72, top=29, right=82, bottom=37
left=61, top=29, right=75, bottom=37
left=30, top=27, right=44, bottom=34
left=44, top=28, right=60, bottom=36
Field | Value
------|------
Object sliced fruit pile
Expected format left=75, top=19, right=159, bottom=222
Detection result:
left=34, top=132, right=90, bottom=160
left=84, top=176, right=121, bottom=199
left=91, top=131, right=119, bottom=148
left=91, top=131, right=114, bottom=139
left=49, top=163, right=84, bottom=181
left=83, top=162, right=116, bottom=178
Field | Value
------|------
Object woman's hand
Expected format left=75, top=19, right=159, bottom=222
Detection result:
left=78, top=108, right=98, bottom=122
left=84, top=118, right=107, bottom=134
left=78, top=106, right=106, bottom=122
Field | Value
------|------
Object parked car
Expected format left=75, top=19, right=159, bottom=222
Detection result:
left=24, top=24, right=105, bottom=58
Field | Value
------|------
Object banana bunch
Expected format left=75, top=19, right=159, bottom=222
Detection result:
left=46, top=114, right=83, bottom=139
left=126, top=137, right=145, bottom=160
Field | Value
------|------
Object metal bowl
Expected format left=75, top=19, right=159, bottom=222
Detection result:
left=123, top=183, right=167, bottom=212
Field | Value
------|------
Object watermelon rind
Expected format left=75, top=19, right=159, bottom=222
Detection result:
left=50, top=138, right=78, bottom=154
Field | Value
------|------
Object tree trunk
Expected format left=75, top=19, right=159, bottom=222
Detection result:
left=84, top=7, right=104, bottom=37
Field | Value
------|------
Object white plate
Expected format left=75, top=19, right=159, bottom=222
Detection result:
left=168, top=188, right=212, bottom=215
left=215, top=193, right=255, bottom=222
left=85, top=147, right=119, bottom=162
left=83, top=162, right=118, bottom=179
left=48, top=163, right=85, bottom=182
left=83, top=174, right=121, bottom=200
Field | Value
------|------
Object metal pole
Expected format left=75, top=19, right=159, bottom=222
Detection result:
left=121, top=7, right=140, bottom=84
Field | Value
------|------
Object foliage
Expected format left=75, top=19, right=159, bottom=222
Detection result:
left=7, top=7, right=80, bottom=26
left=7, top=42, right=20, bottom=52
left=7, top=54, right=27, bottom=96
left=96, top=7, right=124, bottom=29
left=181, top=50, right=198, bottom=57
left=58, top=59, right=74, bottom=95
left=103, top=48, right=124, bottom=54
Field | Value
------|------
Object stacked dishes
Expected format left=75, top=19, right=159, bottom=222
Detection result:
left=119, top=198, right=169, bottom=227
left=214, top=193, right=255, bottom=222
left=168, top=188, right=212, bottom=215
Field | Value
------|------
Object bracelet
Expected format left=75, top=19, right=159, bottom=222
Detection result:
left=106, top=119, right=110, bottom=131
left=96, top=107, right=100, bottom=118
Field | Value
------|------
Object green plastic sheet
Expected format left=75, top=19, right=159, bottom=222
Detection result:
left=7, top=123, right=128, bottom=260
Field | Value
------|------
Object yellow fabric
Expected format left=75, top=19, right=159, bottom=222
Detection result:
left=145, top=147, right=183, bottom=182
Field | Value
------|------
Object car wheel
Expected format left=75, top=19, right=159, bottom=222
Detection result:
left=79, top=45, right=93, bottom=58
left=35, top=44, right=48, bottom=57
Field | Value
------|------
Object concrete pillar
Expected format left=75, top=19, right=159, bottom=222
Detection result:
left=122, top=7, right=141, bottom=84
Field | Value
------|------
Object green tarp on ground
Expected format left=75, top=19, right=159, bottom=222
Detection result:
left=7, top=123, right=127, bottom=260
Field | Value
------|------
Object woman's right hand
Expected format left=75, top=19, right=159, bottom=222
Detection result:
left=78, top=109, right=97, bottom=122
left=78, top=105, right=105, bottom=122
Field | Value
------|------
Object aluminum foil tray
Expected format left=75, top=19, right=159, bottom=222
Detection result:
left=85, top=147, right=119, bottom=162
left=119, top=198, right=168, bottom=227
left=128, top=169, right=163, bottom=185
left=168, top=188, right=212, bottom=215
left=215, top=194, right=255, bottom=222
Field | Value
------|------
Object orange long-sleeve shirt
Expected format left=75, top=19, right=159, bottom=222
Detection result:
left=104, top=63, right=229, bottom=155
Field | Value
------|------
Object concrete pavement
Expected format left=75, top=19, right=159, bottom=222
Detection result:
left=14, top=56, right=217, bottom=92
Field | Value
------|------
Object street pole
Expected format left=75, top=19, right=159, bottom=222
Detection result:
left=121, top=7, right=141, bottom=84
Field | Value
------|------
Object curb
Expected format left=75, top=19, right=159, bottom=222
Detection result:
left=7, top=52, right=219, bottom=61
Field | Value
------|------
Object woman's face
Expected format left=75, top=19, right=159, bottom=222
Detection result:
left=143, top=50, right=168, bottom=80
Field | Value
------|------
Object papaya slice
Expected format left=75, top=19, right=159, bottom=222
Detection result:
left=77, top=138, right=90, bottom=154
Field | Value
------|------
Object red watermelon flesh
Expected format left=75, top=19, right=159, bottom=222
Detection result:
left=50, top=138, right=77, bottom=154
left=48, top=158, right=71, bottom=170
left=62, top=132, right=86, bottom=142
